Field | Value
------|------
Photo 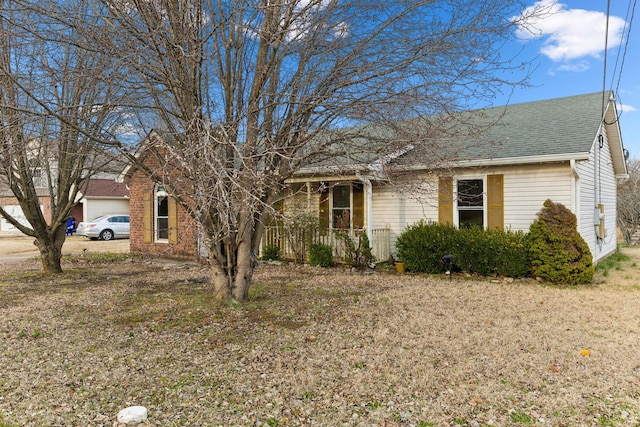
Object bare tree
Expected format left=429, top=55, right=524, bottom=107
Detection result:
left=92, top=0, right=539, bottom=302
left=618, top=159, right=640, bottom=245
left=0, top=0, right=125, bottom=273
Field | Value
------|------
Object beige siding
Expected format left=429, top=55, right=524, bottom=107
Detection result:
left=499, top=164, right=573, bottom=232
left=371, top=176, right=439, bottom=252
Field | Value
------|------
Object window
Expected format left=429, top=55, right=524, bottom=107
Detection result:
left=319, top=183, right=364, bottom=230
left=439, top=175, right=503, bottom=230
left=332, top=185, right=351, bottom=229
left=155, top=187, right=169, bottom=241
left=144, top=189, right=176, bottom=244
left=28, top=159, right=46, bottom=188
left=457, top=179, right=484, bottom=228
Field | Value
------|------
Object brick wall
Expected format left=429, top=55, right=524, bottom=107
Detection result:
left=127, top=154, right=199, bottom=259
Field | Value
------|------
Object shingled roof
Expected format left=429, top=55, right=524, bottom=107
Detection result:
left=80, top=179, right=129, bottom=198
left=451, top=92, right=614, bottom=159
left=294, top=91, right=627, bottom=179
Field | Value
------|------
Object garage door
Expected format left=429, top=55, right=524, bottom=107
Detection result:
left=0, top=205, right=38, bottom=232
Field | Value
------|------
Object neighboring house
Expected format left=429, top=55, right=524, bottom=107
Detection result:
left=72, top=178, right=130, bottom=223
left=0, top=177, right=129, bottom=233
left=125, top=92, right=628, bottom=264
left=0, top=188, right=52, bottom=233
left=0, top=139, right=129, bottom=233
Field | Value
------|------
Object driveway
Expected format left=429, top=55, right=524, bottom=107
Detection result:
left=0, top=234, right=129, bottom=264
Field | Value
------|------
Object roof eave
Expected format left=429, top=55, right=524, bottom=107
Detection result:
left=398, top=152, right=591, bottom=171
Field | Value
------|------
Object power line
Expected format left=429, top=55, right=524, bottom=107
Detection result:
left=601, top=0, right=611, bottom=122
left=613, top=0, right=637, bottom=96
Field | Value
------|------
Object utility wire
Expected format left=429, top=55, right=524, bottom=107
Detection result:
left=601, top=0, right=611, bottom=122
left=614, top=0, right=637, bottom=95
left=604, top=0, right=636, bottom=125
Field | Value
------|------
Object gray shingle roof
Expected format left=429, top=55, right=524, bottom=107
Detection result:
left=296, top=92, right=616, bottom=177
left=456, top=91, right=608, bottom=161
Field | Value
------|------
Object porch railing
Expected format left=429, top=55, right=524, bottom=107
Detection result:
left=261, top=226, right=391, bottom=264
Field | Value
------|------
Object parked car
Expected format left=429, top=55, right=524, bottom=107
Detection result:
left=75, top=215, right=130, bottom=241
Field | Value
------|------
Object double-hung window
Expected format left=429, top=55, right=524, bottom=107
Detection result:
left=457, top=179, right=484, bottom=228
left=155, top=187, right=169, bottom=241
left=332, top=185, right=352, bottom=229
left=318, top=183, right=364, bottom=230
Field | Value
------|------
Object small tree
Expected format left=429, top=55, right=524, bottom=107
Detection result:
left=617, top=159, right=640, bottom=245
left=0, top=0, right=124, bottom=273
left=527, top=199, right=594, bottom=284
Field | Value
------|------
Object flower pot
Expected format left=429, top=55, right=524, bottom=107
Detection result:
left=395, top=261, right=405, bottom=273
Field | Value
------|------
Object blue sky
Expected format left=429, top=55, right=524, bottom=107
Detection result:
left=502, top=0, right=639, bottom=157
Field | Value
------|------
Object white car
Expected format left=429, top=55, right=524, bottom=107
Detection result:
left=76, top=215, right=130, bottom=241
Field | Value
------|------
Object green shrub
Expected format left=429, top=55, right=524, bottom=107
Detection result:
left=396, top=221, right=457, bottom=273
left=396, top=220, right=529, bottom=277
left=454, top=226, right=494, bottom=276
left=452, top=227, right=529, bottom=277
left=527, top=199, right=594, bottom=284
left=261, top=244, right=282, bottom=261
left=493, top=229, right=530, bottom=278
left=309, top=243, right=334, bottom=267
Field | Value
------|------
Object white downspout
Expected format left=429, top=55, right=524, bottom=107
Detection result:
left=356, top=173, right=373, bottom=244
left=570, top=159, right=579, bottom=218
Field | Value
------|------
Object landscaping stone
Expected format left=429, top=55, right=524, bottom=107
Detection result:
left=116, top=406, right=148, bottom=424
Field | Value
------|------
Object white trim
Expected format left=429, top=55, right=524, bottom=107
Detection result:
left=454, top=175, right=486, bottom=228
left=154, top=185, right=169, bottom=243
left=356, top=173, right=373, bottom=242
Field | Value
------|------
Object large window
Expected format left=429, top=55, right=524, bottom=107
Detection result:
left=457, top=179, right=484, bottom=228
left=155, top=187, right=169, bottom=241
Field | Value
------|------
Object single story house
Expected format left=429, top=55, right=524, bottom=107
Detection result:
left=124, top=92, right=628, bottom=264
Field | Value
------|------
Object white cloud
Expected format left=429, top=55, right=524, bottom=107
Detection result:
left=619, top=103, right=637, bottom=113
left=516, top=0, right=626, bottom=62
left=556, top=61, right=590, bottom=73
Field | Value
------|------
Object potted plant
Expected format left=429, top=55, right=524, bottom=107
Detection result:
left=393, top=255, right=405, bottom=273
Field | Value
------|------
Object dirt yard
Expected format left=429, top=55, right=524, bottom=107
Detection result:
left=0, top=234, right=129, bottom=265
left=0, top=238, right=639, bottom=426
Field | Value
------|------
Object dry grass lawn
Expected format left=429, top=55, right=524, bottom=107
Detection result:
left=1, top=239, right=640, bottom=426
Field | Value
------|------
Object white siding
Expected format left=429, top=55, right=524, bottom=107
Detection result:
left=0, top=204, right=40, bottom=232
left=287, top=152, right=618, bottom=264
left=369, top=165, right=574, bottom=255
left=576, top=129, right=618, bottom=262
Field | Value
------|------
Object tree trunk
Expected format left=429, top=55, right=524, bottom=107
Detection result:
left=210, top=242, right=255, bottom=303
left=209, top=222, right=257, bottom=304
left=33, top=227, right=66, bottom=274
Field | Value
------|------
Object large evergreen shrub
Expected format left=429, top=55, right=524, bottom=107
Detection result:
left=527, top=199, right=594, bottom=284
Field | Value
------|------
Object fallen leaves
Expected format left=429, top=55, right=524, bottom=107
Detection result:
left=0, top=253, right=640, bottom=426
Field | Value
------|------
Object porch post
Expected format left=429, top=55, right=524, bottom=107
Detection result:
left=356, top=173, right=373, bottom=245
left=306, top=181, right=312, bottom=210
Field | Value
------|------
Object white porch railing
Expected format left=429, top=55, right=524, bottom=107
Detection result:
left=261, top=226, right=391, bottom=263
